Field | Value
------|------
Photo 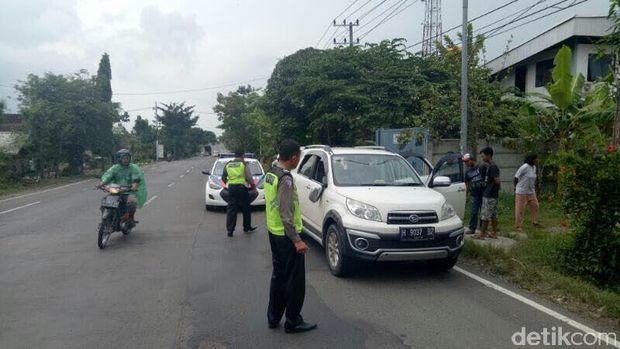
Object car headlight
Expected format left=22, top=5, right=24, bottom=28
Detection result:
left=346, top=198, right=382, bottom=222
left=208, top=178, right=222, bottom=190
left=440, top=201, right=456, bottom=221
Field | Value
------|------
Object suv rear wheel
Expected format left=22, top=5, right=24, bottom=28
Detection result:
left=325, top=224, right=353, bottom=277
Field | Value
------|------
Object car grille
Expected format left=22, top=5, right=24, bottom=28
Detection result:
left=387, top=211, right=439, bottom=225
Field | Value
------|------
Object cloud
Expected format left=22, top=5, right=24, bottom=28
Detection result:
left=0, top=0, right=81, bottom=48
left=139, top=6, right=204, bottom=60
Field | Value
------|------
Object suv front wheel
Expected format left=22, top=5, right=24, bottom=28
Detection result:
left=325, top=224, right=354, bottom=277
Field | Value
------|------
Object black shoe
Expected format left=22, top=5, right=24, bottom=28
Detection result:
left=244, top=226, right=257, bottom=233
left=268, top=322, right=279, bottom=329
left=284, top=321, right=317, bottom=333
left=227, top=231, right=233, bottom=237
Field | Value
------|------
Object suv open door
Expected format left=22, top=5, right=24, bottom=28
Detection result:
left=403, top=153, right=466, bottom=219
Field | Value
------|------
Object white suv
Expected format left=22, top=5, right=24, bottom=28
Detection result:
left=292, top=146, right=465, bottom=277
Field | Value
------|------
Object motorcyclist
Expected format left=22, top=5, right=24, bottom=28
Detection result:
left=99, top=149, right=147, bottom=227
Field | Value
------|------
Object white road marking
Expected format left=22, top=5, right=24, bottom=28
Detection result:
left=454, top=266, right=619, bottom=348
left=144, top=195, right=158, bottom=207
left=168, top=182, right=176, bottom=188
left=0, top=201, right=41, bottom=215
left=186, top=169, right=191, bottom=173
left=0, top=179, right=93, bottom=203
left=179, top=174, right=185, bottom=178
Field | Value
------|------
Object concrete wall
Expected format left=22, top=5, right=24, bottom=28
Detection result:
left=427, top=139, right=523, bottom=194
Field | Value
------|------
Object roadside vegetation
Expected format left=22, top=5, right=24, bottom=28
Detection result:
left=462, top=195, right=620, bottom=327
left=0, top=54, right=216, bottom=194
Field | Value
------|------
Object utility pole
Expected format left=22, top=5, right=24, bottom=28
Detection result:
left=333, top=19, right=360, bottom=47
left=153, top=101, right=161, bottom=160
left=460, top=0, right=469, bottom=154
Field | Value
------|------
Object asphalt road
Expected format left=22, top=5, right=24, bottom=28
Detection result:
left=0, top=157, right=616, bottom=349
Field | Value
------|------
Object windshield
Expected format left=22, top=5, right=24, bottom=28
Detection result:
left=213, top=161, right=263, bottom=176
left=332, top=154, right=423, bottom=187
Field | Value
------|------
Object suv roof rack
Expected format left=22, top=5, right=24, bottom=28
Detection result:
left=354, top=146, right=390, bottom=151
left=303, top=145, right=333, bottom=154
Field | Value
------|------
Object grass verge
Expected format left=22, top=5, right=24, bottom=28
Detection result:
left=462, top=194, right=620, bottom=329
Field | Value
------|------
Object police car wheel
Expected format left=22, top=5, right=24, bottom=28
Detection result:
left=325, top=224, right=353, bottom=277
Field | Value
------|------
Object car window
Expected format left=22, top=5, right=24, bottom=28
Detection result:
left=312, top=158, right=327, bottom=184
left=247, top=161, right=263, bottom=175
left=332, top=154, right=423, bottom=186
left=212, top=160, right=263, bottom=176
left=434, top=158, right=463, bottom=183
left=213, top=161, right=227, bottom=175
left=298, top=155, right=319, bottom=178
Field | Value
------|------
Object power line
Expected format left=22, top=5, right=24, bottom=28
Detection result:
left=359, top=0, right=392, bottom=21
left=359, top=0, right=420, bottom=40
left=470, top=0, right=554, bottom=35
left=335, top=0, right=364, bottom=19
left=404, top=0, right=523, bottom=50
left=115, top=77, right=269, bottom=96
left=358, top=0, right=408, bottom=32
left=480, top=0, right=574, bottom=37
left=485, top=0, right=590, bottom=39
left=484, top=0, right=546, bottom=37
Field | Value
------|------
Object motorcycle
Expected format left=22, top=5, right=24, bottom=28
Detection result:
left=97, top=184, right=136, bottom=249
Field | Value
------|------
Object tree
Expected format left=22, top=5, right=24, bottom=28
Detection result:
left=156, top=102, right=199, bottom=158
left=261, top=38, right=519, bottom=149
left=214, top=86, right=262, bottom=152
left=416, top=26, right=519, bottom=150
left=96, top=53, right=112, bottom=103
left=131, top=115, right=157, bottom=161
left=16, top=71, right=118, bottom=175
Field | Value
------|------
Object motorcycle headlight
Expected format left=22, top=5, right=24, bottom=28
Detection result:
left=346, top=198, right=382, bottom=222
left=208, top=177, right=222, bottom=190
left=440, top=201, right=456, bottom=221
left=109, top=187, right=121, bottom=194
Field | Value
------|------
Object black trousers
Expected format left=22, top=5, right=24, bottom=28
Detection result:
left=226, top=185, right=252, bottom=233
left=267, top=233, right=305, bottom=326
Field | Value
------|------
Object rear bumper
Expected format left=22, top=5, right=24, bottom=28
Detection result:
left=343, top=227, right=464, bottom=262
left=205, top=189, right=265, bottom=206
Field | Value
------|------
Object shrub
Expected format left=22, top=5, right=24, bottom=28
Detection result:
left=559, top=149, right=620, bottom=285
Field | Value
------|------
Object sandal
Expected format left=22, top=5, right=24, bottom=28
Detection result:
left=473, top=234, right=486, bottom=240
left=488, top=232, right=498, bottom=239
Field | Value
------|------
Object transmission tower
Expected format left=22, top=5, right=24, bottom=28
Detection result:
left=421, top=0, right=442, bottom=55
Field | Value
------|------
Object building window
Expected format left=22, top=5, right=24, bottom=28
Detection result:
left=588, top=54, right=612, bottom=81
left=535, top=59, right=554, bottom=87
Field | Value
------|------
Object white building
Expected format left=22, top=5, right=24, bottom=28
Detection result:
left=487, top=16, right=612, bottom=94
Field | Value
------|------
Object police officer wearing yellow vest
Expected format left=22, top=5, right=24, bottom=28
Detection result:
left=265, top=139, right=317, bottom=333
left=222, top=151, right=257, bottom=237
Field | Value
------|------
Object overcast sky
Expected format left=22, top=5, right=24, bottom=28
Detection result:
left=0, top=0, right=609, bottom=134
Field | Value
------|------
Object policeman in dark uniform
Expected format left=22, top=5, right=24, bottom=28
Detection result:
left=264, top=139, right=317, bottom=333
left=222, top=151, right=257, bottom=237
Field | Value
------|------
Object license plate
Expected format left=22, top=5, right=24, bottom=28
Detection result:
left=400, top=227, right=435, bottom=241
left=102, top=196, right=120, bottom=208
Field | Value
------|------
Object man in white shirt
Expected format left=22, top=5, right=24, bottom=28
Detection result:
left=513, top=154, right=541, bottom=232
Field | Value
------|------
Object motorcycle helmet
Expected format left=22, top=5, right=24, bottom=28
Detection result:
left=116, top=149, right=132, bottom=165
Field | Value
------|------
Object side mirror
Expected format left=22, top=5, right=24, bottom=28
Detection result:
left=201, top=170, right=210, bottom=175
left=431, top=176, right=451, bottom=187
left=309, top=186, right=324, bottom=203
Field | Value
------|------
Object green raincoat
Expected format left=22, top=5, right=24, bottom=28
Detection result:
left=101, top=163, right=148, bottom=208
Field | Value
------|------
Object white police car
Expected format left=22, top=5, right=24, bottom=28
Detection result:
left=202, top=156, right=266, bottom=210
